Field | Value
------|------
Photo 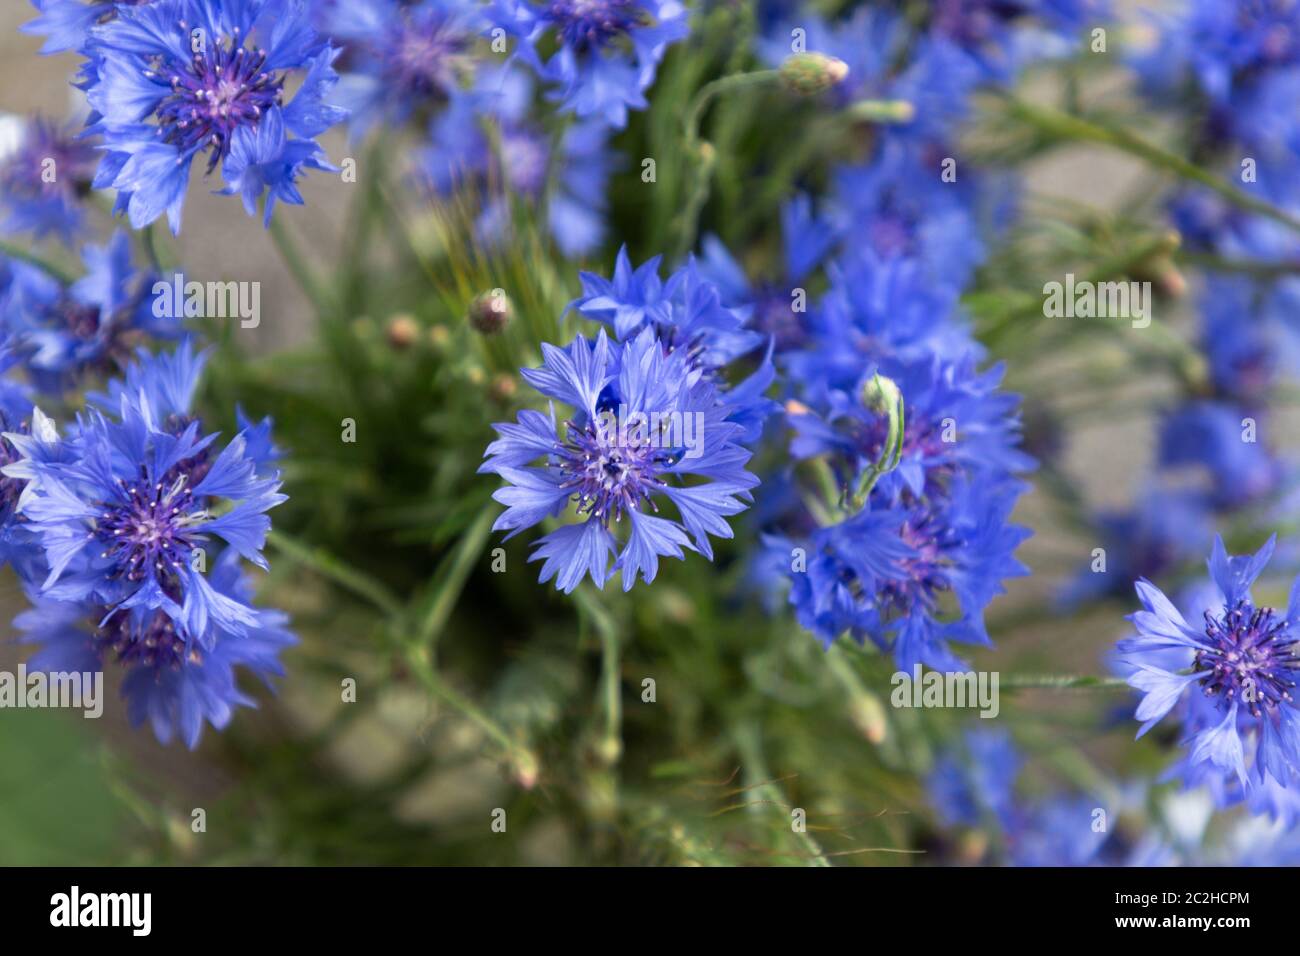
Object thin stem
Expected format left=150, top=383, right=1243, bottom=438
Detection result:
left=268, top=216, right=333, bottom=315
left=574, top=587, right=622, bottom=766
left=266, top=530, right=404, bottom=619
left=1005, top=97, right=1300, bottom=236
left=731, top=718, right=832, bottom=867
left=998, top=674, right=1131, bottom=691
left=672, top=70, right=780, bottom=260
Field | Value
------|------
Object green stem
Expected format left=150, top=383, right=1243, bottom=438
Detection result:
left=266, top=530, right=404, bottom=619
left=397, top=636, right=539, bottom=786
left=731, top=719, right=832, bottom=867
left=999, top=674, right=1131, bottom=691
left=672, top=70, right=780, bottom=260
left=574, top=587, right=622, bottom=766
left=414, top=505, right=495, bottom=652
left=268, top=216, right=332, bottom=315
left=1005, top=97, right=1300, bottom=235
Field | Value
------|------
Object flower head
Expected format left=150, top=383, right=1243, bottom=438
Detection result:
left=5, top=340, right=286, bottom=642
left=315, top=0, right=484, bottom=137
left=1, top=230, right=177, bottom=393
left=487, top=0, right=689, bottom=127
left=0, top=115, right=99, bottom=240
left=1119, top=535, right=1300, bottom=788
left=18, top=547, right=294, bottom=748
left=480, top=327, right=759, bottom=592
left=82, top=0, right=346, bottom=232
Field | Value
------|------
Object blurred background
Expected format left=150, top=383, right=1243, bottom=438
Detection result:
left=0, top=0, right=1262, bottom=865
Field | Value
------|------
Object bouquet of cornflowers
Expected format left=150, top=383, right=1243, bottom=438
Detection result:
left=3, top=0, right=1300, bottom=870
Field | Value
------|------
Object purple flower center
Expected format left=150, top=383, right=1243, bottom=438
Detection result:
left=555, top=412, right=668, bottom=524
left=752, top=286, right=806, bottom=352
left=97, top=468, right=207, bottom=585
left=500, top=128, right=550, bottom=196
left=382, top=11, right=472, bottom=101
left=0, top=119, right=96, bottom=204
left=153, top=26, right=284, bottom=172
left=545, top=0, right=643, bottom=51
left=1198, top=600, right=1299, bottom=718
left=97, top=608, right=197, bottom=671
left=932, top=0, right=1030, bottom=48
left=878, top=515, right=953, bottom=614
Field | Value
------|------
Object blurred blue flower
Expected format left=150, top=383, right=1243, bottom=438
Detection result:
left=0, top=116, right=99, bottom=240
left=18, top=547, right=295, bottom=748
left=1135, top=0, right=1300, bottom=157
left=1158, top=400, right=1283, bottom=510
left=313, top=0, right=484, bottom=138
left=480, top=327, right=759, bottom=592
left=827, top=140, right=988, bottom=291
left=1, top=230, right=177, bottom=394
left=80, top=0, right=346, bottom=233
left=1057, top=486, right=1214, bottom=609
left=775, top=353, right=1033, bottom=672
left=929, top=727, right=1022, bottom=830
left=415, top=67, right=614, bottom=257
left=1118, top=535, right=1300, bottom=788
left=486, top=0, right=689, bottom=128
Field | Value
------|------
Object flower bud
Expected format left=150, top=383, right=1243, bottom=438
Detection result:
left=779, top=53, right=849, bottom=95
left=386, top=313, right=419, bottom=350
left=468, top=289, right=511, bottom=335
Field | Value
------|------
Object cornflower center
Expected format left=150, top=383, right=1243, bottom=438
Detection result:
left=152, top=25, right=284, bottom=172
left=545, top=0, right=643, bottom=51
left=96, top=608, right=198, bottom=672
left=383, top=11, right=472, bottom=100
left=96, top=467, right=208, bottom=585
left=1198, top=600, right=1299, bottom=719
left=555, top=411, right=669, bottom=524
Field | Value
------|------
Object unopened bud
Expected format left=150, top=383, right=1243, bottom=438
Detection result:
left=468, top=289, right=511, bottom=335
left=386, top=313, right=419, bottom=350
left=780, top=53, right=849, bottom=95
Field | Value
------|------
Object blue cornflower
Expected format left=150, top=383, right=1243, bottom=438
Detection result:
left=81, top=0, right=346, bottom=232
left=1119, top=535, right=1300, bottom=788
left=1057, top=486, right=1214, bottom=609
left=21, top=0, right=140, bottom=55
left=18, top=547, right=295, bottom=748
left=783, top=251, right=976, bottom=394
left=827, top=140, right=990, bottom=292
left=928, top=727, right=1133, bottom=866
left=570, top=247, right=776, bottom=440
left=929, top=727, right=1022, bottom=830
left=1, top=230, right=177, bottom=393
left=0, top=116, right=99, bottom=240
left=1135, top=0, right=1300, bottom=157
left=926, top=0, right=1104, bottom=82
left=486, top=0, right=689, bottom=128
left=4, top=341, right=286, bottom=643
left=697, top=194, right=835, bottom=354
left=1159, top=400, right=1283, bottom=510
left=415, top=67, right=614, bottom=256
left=314, top=0, right=484, bottom=138
left=480, top=327, right=759, bottom=592
left=776, top=355, right=1033, bottom=671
